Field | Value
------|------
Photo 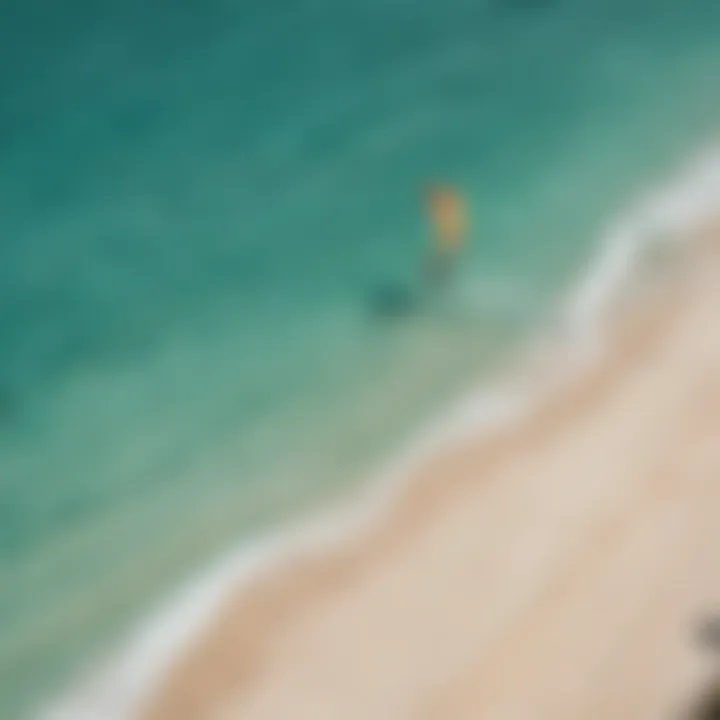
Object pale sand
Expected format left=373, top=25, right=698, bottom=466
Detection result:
left=146, top=239, right=720, bottom=720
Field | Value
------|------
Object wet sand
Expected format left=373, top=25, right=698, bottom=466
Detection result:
left=146, top=237, right=720, bottom=720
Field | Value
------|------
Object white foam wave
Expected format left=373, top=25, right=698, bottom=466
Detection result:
left=568, top=147, right=720, bottom=333
left=41, top=146, right=720, bottom=720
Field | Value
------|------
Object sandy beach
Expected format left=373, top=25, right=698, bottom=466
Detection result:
left=143, top=236, right=720, bottom=720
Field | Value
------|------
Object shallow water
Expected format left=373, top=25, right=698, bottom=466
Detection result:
left=2, top=0, right=720, bottom=715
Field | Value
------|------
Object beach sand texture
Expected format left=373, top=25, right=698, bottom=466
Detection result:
left=144, top=238, right=720, bottom=720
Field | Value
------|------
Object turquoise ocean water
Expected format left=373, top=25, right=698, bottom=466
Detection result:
left=2, top=0, right=720, bottom=715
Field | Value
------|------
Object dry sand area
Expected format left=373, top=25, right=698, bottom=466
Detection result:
left=146, top=237, right=720, bottom=720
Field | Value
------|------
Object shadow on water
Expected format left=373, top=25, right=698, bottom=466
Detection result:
left=365, top=274, right=500, bottom=330
left=367, top=283, right=421, bottom=321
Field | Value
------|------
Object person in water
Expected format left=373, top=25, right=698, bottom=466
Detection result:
left=423, top=183, right=468, bottom=287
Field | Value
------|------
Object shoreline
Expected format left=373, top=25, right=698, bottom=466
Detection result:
left=145, top=227, right=720, bottom=719
left=43, top=150, right=720, bottom=720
